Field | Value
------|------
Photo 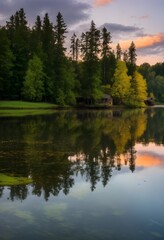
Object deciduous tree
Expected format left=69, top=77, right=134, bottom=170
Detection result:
left=111, top=61, right=131, bottom=104
left=22, top=55, right=44, bottom=101
left=127, top=71, right=147, bottom=107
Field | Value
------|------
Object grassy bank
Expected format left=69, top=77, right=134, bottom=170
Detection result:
left=0, top=101, right=57, bottom=109
left=0, top=101, right=72, bottom=117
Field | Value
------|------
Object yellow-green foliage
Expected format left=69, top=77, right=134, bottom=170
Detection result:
left=0, top=174, right=33, bottom=186
left=128, top=71, right=147, bottom=107
left=111, top=61, right=131, bottom=102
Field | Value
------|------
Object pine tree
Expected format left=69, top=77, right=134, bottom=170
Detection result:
left=75, top=38, right=80, bottom=62
left=101, top=27, right=111, bottom=58
left=54, top=12, right=67, bottom=54
left=54, top=12, right=75, bottom=105
left=70, top=34, right=81, bottom=96
left=101, top=27, right=112, bottom=85
left=70, top=33, right=80, bottom=62
left=6, top=8, right=30, bottom=99
left=123, top=50, right=129, bottom=63
left=80, top=31, right=90, bottom=61
left=128, top=41, right=137, bottom=76
left=116, top=43, right=122, bottom=60
left=30, top=15, right=44, bottom=58
left=0, top=27, right=13, bottom=99
left=80, top=21, right=102, bottom=101
left=42, top=13, right=55, bottom=101
left=70, top=33, right=77, bottom=61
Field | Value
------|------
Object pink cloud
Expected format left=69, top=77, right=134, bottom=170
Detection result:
left=95, top=0, right=113, bottom=6
left=118, top=33, right=164, bottom=50
left=113, top=33, right=164, bottom=65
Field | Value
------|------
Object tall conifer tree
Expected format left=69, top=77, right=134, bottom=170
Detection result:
left=0, top=27, right=13, bottom=99
left=6, top=8, right=30, bottom=99
left=116, top=43, right=122, bottom=60
left=128, top=41, right=137, bottom=76
left=80, top=21, right=102, bottom=101
left=42, top=13, right=55, bottom=101
left=54, top=12, right=75, bottom=105
left=30, top=16, right=44, bottom=58
left=101, top=27, right=112, bottom=85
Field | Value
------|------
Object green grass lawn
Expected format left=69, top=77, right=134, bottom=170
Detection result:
left=0, top=101, right=57, bottom=109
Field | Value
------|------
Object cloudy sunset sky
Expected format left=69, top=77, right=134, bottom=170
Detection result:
left=0, top=0, right=163, bottom=65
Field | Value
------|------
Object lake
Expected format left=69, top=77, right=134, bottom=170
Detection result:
left=0, top=107, right=164, bottom=240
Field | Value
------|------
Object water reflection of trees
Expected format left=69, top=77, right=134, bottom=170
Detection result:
left=0, top=108, right=163, bottom=201
left=140, top=108, right=164, bottom=145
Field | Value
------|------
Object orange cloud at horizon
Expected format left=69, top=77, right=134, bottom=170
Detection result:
left=137, top=55, right=163, bottom=65
left=117, top=33, right=164, bottom=50
left=95, top=0, right=113, bottom=6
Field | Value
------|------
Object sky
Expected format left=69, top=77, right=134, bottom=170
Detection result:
left=0, top=0, right=163, bottom=65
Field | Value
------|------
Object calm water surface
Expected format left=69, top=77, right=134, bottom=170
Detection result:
left=0, top=108, right=164, bottom=240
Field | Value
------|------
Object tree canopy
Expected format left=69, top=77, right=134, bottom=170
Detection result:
left=1, top=8, right=163, bottom=105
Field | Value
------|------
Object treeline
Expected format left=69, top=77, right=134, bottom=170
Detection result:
left=139, top=62, right=164, bottom=103
left=0, top=8, right=156, bottom=106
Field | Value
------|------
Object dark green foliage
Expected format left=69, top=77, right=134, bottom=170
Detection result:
left=80, top=21, right=103, bottom=100
left=6, top=8, right=30, bottom=99
left=128, top=41, right=137, bottom=76
left=70, top=33, right=77, bottom=61
left=139, top=62, right=164, bottom=102
left=0, top=27, right=13, bottom=99
left=116, top=43, right=122, bottom=60
left=123, top=50, right=129, bottom=63
left=101, top=27, right=113, bottom=85
left=42, top=13, right=56, bottom=101
left=54, top=13, right=76, bottom=105
left=30, top=16, right=44, bottom=58
left=0, top=8, right=161, bottom=107
left=70, top=33, right=80, bottom=62
left=101, top=27, right=112, bottom=59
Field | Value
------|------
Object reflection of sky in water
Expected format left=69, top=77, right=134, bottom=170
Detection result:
left=135, top=143, right=164, bottom=168
left=69, top=142, right=164, bottom=171
left=1, top=174, right=164, bottom=239
left=0, top=109, right=164, bottom=240
left=0, top=142, right=164, bottom=239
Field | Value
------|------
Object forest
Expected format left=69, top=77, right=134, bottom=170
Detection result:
left=0, top=8, right=164, bottom=106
